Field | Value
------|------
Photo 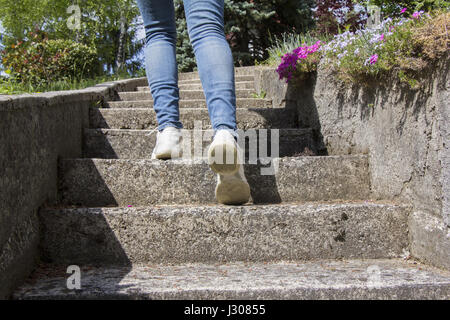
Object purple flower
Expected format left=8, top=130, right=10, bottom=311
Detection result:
left=412, top=11, right=424, bottom=19
left=368, top=54, right=378, bottom=65
left=276, top=52, right=299, bottom=82
left=277, top=41, right=322, bottom=83
left=379, top=33, right=385, bottom=42
left=400, top=8, right=407, bottom=14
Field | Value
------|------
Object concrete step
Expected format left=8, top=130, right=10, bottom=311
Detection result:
left=177, top=67, right=256, bottom=81
left=38, top=202, right=408, bottom=264
left=89, top=107, right=297, bottom=130
left=59, top=155, right=370, bottom=206
left=177, top=74, right=255, bottom=84
left=117, top=89, right=256, bottom=101
left=136, top=81, right=255, bottom=91
left=232, top=66, right=257, bottom=75
left=103, top=98, right=272, bottom=109
left=83, top=128, right=315, bottom=159
left=13, top=259, right=450, bottom=299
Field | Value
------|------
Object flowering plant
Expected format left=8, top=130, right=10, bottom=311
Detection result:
left=276, top=41, right=322, bottom=82
left=319, top=8, right=438, bottom=83
left=412, top=11, right=425, bottom=19
left=274, top=10, right=448, bottom=87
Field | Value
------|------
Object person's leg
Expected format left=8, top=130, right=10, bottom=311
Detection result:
left=183, top=0, right=237, bottom=135
left=183, top=0, right=249, bottom=205
left=136, top=0, right=182, bottom=131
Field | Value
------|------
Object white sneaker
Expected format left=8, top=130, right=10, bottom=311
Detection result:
left=207, top=130, right=239, bottom=175
left=208, top=130, right=250, bottom=205
left=151, top=127, right=182, bottom=160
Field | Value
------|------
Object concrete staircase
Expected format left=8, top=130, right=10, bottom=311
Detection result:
left=13, top=67, right=450, bottom=299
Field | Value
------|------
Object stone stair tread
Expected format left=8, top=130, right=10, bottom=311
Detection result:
left=103, top=98, right=273, bottom=109
left=89, top=107, right=297, bottom=130
left=177, top=67, right=256, bottom=81
left=177, top=74, right=255, bottom=84
left=136, top=81, right=255, bottom=91
left=82, top=128, right=315, bottom=159
left=13, top=259, right=450, bottom=299
left=120, top=89, right=255, bottom=94
left=59, top=155, right=370, bottom=206
left=38, top=201, right=409, bottom=264
left=117, top=89, right=256, bottom=101
left=85, top=128, right=312, bottom=134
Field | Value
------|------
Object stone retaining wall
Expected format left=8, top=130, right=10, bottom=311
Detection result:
left=0, top=78, right=145, bottom=299
left=255, top=57, right=449, bottom=269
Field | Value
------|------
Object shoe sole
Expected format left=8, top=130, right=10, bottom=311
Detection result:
left=208, top=141, right=239, bottom=175
left=152, top=148, right=182, bottom=160
left=153, top=151, right=174, bottom=160
left=216, top=174, right=251, bottom=205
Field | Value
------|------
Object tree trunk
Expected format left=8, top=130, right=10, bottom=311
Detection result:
left=116, top=13, right=127, bottom=72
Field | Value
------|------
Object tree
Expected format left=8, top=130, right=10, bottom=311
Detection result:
left=174, top=1, right=197, bottom=72
left=314, top=0, right=367, bottom=36
left=0, top=0, right=143, bottom=75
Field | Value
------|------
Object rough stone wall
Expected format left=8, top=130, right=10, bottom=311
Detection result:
left=254, top=57, right=449, bottom=269
left=0, top=78, right=146, bottom=299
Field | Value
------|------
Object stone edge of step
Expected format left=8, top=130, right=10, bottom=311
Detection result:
left=12, top=258, right=450, bottom=300
left=61, top=154, right=368, bottom=163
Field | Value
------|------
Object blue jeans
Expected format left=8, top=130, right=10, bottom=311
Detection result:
left=136, top=0, right=237, bottom=133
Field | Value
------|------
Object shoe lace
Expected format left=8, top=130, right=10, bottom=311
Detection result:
left=145, top=127, right=160, bottom=137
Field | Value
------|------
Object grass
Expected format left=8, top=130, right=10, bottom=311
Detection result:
left=265, top=32, right=329, bottom=66
left=0, top=72, right=140, bottom=95
left=251, top=90, right=267, bottom=99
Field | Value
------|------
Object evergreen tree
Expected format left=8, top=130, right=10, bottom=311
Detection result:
left=174, top=1, right=197, bottom=72
left=174, top=0, right=315, bottom=71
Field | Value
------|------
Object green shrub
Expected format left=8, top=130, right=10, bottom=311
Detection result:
left=1, top=31, right=99, bottom=85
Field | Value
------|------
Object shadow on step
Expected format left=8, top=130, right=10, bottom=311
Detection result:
left=38, top=204, right=134, bottom=294
left=285, top=73, right=328, bottom=156
left=245, top=161, right=282, bottom=204
left=31, top=161, right=135, bottom=294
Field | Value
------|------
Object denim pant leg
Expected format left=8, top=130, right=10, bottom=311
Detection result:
left=183, top=0, right=237, bottom=135
left=136, top=0, right=183, bottom=131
